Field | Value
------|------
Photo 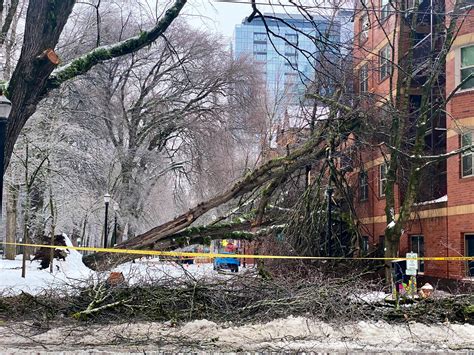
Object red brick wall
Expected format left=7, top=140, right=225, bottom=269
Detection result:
left=444, top=2, right=474, bottom=278
left=351, top=1, right=474, bottom=280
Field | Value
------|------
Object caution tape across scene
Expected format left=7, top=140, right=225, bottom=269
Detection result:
left=4, top=242, right=474, bottom=261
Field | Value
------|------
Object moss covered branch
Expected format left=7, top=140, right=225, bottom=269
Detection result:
left=45, top=0, right=187, bottom=91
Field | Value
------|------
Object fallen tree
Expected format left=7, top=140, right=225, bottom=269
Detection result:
left=82, top=93, right=360, bottom=270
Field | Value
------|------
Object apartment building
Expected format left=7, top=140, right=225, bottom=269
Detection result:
left=234, top=13, right=341, bottom=102
left=353, top=0, right=474, bottom=280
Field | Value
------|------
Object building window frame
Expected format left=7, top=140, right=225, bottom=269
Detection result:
left=253, top=42, right=267, bottom=53
left=461, top=131, right=474, bottom=178
left=380, top=0, right=391, bottom=21
left=285, top=33, right=298, bottom=45
left=254, top=53, right=267, bottom=62
left=253, top=32, right=267, bottom=42
left=359, top=63, right=369, bottom=93
left=379, top=163, right=387, bottom=197
left=379, top=45, right=392, bottom=81
left=410, top=235, right=425, bottom=273
left=465, top=233, right=474, bottom=277
left=458, top=44, right=474, bottom=92
left=359, top=13, right=370, bottom=44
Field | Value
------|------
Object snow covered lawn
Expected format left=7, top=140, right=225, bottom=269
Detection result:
left=0, top=239, right=95, bottom=295
left=0, top=237, right=246, bottom=295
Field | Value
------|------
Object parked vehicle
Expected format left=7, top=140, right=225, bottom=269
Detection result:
left=214, top=252, right=240, bottom=272
left=212, top=241, right=240, bottom=272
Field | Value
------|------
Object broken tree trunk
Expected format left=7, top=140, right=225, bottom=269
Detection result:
left=83, top=128, right=333, bottom=270
left=82, top=94, right=360, bottom=270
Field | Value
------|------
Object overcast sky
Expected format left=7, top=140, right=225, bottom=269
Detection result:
left=184, top=1, right=250, bottom=39
left=183, top=0, right=300, bottom=40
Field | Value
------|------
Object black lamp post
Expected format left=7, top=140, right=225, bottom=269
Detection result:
left=326, top=184, right=333, bottom=257
left=103, top=193, right=111, bottom=248
left=112, top=202, right=119, bottom=246
left=0, top=93, right=12, bottom=215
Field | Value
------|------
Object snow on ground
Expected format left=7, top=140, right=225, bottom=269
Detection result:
left=0, top=235, right=246, bottom=295
left=0, top=316, right=473, bottom=353
left=0, top=236, right=95, bottom=295
left=112, top=258, right=218, bottom=285
left=1, top=238, right=473, bottom=353
left=349, top=291, right=390, bottom=304
left=0, top=256, right=238, bottom=295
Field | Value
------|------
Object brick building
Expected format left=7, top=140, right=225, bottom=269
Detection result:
left=353, top=0, right=474, bottom=280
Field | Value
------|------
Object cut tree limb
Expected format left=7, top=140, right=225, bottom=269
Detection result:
left=3, top=0, right=187, bottom=170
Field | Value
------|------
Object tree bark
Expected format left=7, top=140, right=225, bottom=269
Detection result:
left=6, top=0, right=76, bottom=169
left=4, top=0, right=187, bottom=171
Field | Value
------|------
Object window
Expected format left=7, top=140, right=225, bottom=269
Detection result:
left=466, top=234, right=474, bottom=277
left=460, top=45, right=474, bottom=90
left=254, top=53, right=267, bottom=62
left=461, top=132, right=473, bottom=177
left=359, top=64, right=369, bottom=93
left=410, top=235, right=425, bottom=273
left=285, top=33, right=298, bottom=44
left=253, top=32, right=267, bottom=42
left=359, top=13, right=369, bottom=43
left=361, top=236, right=369, bottom=255
left=284, top=72, right=298, bottom=83
left=380, top=0, right=391, bottom=20
left=359, top=170, right=369, bottom=201
left=253, top=43, right=267, bottom=52
left=285, top=43, right=296, bottom=55
left=379, top=45, right=392, bottom=81
left=379, top=163, right=387, bottom=197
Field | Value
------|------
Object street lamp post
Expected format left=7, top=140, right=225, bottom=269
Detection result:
left=0, top=93, right=12, bottom=212
left=103, top=193, right=111, bottom=248
left=112, top=202, right=119, bottom=246
left=326, top=184, right=333, bottom=257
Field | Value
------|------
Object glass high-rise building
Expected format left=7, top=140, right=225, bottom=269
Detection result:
left=233, top=13, right=349, bottom=103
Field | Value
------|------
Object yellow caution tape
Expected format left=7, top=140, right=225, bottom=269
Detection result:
left=3, top=242, right=474, bottom=261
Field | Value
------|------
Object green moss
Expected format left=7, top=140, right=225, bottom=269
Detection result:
left=464, top=304, right=474, bottom=315
left=175, top=237, right=189, bottom=248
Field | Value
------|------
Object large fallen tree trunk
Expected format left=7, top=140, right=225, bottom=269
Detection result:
left=82, top=136, right=329, bottom=269
left=82, top=97, right=359, bottom=270
left=83, top=219, right=279, bottom=270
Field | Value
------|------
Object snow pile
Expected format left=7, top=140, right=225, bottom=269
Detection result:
left=349, top=291, right=389, bottom=304
left=174, top=316, right=474, bottom=352
left=2, top=316, right=472, bottom=353
left=112, top=259, right=216, bottom=285
left=0, top=234, right=94, bottom=296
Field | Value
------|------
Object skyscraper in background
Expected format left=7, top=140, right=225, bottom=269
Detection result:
left=233, top=12, right=351, bottom=103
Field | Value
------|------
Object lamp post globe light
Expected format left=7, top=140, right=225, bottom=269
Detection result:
left=0, top=93, right=12, bottom=215
left=103, top=193, right=111, bottom=248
